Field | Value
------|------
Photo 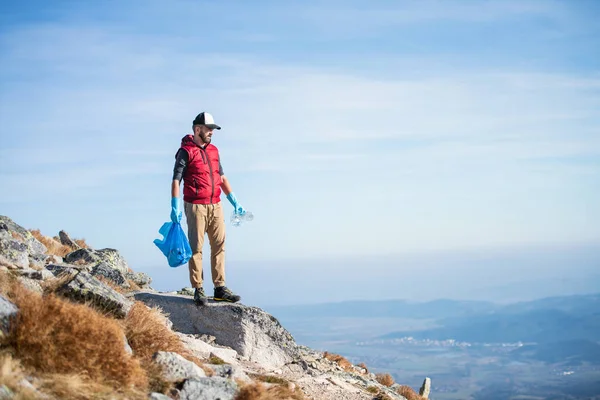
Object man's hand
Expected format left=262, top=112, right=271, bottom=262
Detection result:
left=226, top=192, right=246, bottom=215
left=171, top=197, right=182, bottom=223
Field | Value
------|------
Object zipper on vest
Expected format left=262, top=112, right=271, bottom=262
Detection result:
left=193, top=179, right=198, bottom=196
left=200, top=148, right=215, bottom=204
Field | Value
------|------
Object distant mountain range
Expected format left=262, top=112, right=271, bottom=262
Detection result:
left=267, top=293, right=600, bottom=364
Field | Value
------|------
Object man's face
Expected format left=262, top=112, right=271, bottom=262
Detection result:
left=195, top=125, right=214, bottom=144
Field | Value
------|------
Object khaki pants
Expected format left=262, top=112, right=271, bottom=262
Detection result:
left=184, top=202, right=226, bottom=288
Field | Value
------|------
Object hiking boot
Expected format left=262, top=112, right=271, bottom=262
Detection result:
left=194, top=287, right=208, bottom=306
left=213, top=286, right=241, bottom=303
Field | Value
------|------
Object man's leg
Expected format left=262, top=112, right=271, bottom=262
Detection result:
left=184, top=202, right=207, bottom=288
left=206, top=202, right=226, bottom=287
left=208, top=203, right=240, bottom=302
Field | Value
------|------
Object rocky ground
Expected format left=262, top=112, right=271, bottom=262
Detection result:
left=0, top=215, right=430, bottom=400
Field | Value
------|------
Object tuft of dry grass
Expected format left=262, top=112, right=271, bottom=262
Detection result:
left=3, top=280, right=147, bottom=390
left=73, top=238, right=89, bottom=249
left=0, top=353, right=39, bottom=400
left=249, top=373, right=289, bottom=386
left=357, top=362, right=369, bottom=374
left=323, top=351, right=353, bottom=371
left=10, top=231, right=24, bottom=241
left=123, top=301, right=209, bottom=375
left=366, top=386, right=379, bottom=394
left=396, top=385, right=425, bottom=400
left=375, top=373, right=395, bottom=387
left=29, top=229, right=74, bottom=257
left=373, top=393, right=394, bottom=400
left=235, top=382, right=305, bottom=400
left=37, top=372, right=148, bottom=400
left=124, top=302, right=187, bottom=361
left=208, top=355, right=227, bottom=365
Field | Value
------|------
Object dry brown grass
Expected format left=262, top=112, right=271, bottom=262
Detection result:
left=74, top=238, right=89, bottom=249
left=375, top=373, right=395, bottom=387
left=357, top=362, right=369, bottom=374
left=323, top=351, right=353, bottom=371
left=396, top=385, right=425, bottom=400
left=249, top=373, right=290, bottom=386
left=366, top=386, right=379, bottom=393
left=123, top=301, right=210, bottom=376
left=373, top=393, right=394, bottom=400
left=29, top=229, right=74, bottom=257
left=10, top=231, right=24, bottom=241
left=36, top=372, right=147, bottom=400
left=235, top=382, right=305, bottom=400
left=124, top=302, right=187, bottom=361
left=3, top=280, right=147, bottom=390
left=0, top=353, right=39, bottom=400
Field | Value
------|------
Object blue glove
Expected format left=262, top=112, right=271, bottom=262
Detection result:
left=226, top=192, right=246, bottom=215
left=170, top=197, right=182, bottom=223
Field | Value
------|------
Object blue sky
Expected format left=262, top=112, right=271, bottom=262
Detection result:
left=1, top=1, right=599, bottom=304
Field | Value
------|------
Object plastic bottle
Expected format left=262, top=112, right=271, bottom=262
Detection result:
left=231, top=211, right=254, bottom=227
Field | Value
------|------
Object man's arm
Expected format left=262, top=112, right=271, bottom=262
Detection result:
left=172, top=179, right=180, bottom=198
left=220, top=175, right=233, bottom=196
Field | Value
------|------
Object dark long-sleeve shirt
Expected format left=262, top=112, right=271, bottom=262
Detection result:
left=173, top=148, right=224, bottom=181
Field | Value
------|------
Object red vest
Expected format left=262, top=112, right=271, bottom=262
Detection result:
left=179, top=135, right=222, bottom=204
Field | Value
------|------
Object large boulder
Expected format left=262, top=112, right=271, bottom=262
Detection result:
left=55, top=269, right=133, bottom=318
left=0, top=216, right=47, bottom=256
left=0, top=295, right=18, bottom=338
left=90, top=262, right=129, bottom=288
left=65, top=248, right=129, bottom=274
left=179, top=377, right=238, bottom=400
left=134, top=292, right=300, bottom=370
left=0, top=238, right=29, bottom=269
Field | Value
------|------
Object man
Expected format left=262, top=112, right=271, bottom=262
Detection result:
left=170, top=111, right=246, bottom=306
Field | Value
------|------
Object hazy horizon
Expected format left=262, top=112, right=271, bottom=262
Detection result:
left=139, top=241, right=600, bottom=308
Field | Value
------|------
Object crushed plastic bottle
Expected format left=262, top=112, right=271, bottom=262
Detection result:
left=231, top=211, right=254, bottom=227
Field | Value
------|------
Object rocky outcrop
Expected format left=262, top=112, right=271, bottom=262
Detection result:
left=0, top=295, right=18, bottom=338
left=420, top=377, right=431, bottom=398
left=54, top=268, right=133, bottom=318
left=153, top=351, right=206, bottom=382
left=0, top=238, right=29, bottom=269
left=0, top=215, right=433, bottom=400
left=58, top=230, right=81, bottom=250
left=134, top=291, right=300, bottom=370
left=0, top=216, right=46, bottom=256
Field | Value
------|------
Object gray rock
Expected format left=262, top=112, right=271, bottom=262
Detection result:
left=134, top=292, right=300, bottom=370
left=177, top=287, right=195, bottom=296
left=17, top=277, right=43, bottom=294
left=419, top=377, right=431, bottom=399
left=0, top=384, right=14, bottom=400
left=65, top=248, right=129, bottom=273
left=28, top=253, right=48, bottom=270
left=57, top=270, right=133, bottom=318
left=58, top=230, right=81, bottom=250
left=46, top=264, right=83, bottom=279
left=0, top=295, right=18, bottom=338
left=207, top=364, right=251, bottom=383
left=125, top=271, right=152, bottom=288
left=91, top=262, right=129, bottom=287
left=153, top=351, right=206, bottom=382
left=148, top=393, right=171, bottom=400
left=0, top=216, right=47, bottom=256
left=179, top=377, right=237, bottom=400
left=45, top=255, right=63, bottom=265
left=15, top=268, right=54, bottom=281
left=176, top=333, right=239, bottom=365
left=0, top=238, right=29, bottom=269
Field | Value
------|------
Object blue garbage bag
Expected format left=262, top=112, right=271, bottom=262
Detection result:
left=153, top=221, right=192, bottom=268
